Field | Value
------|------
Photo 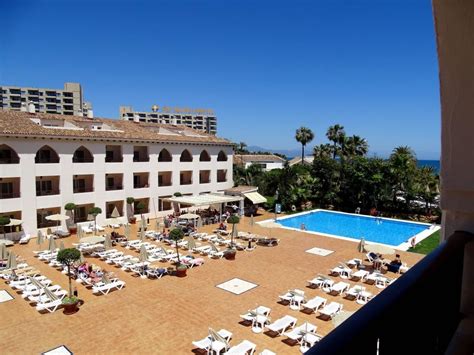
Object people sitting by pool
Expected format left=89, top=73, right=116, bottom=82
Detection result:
left=372, top=253, right=384, bottom=270
left=355, top=207, right=361, bottom=214
left=386, top=254, right=403, bottom=273
left=218, top=222, right=227, bottom=231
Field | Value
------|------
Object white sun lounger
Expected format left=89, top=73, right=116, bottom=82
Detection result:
left=192, top=329, right=232, bottom=352
left=319, top=302, right=343, bottom=319
left=266, top=315, right=297, bottom=335
left=224, top=340, right=257, bottom=355
left=329, top=281, right=350, bottom=295
left=284, top=322, right=317, bottom=341
left=307, top=275, right=334, bottom=291
left=351, top=269, right=370, bottom=281
left=92, top=278, right=126, bottom=295
left=240, top=306, right=271, bottom=322
left=299, top=332, right=322, bottom=353
left=27, top=289, right=68, bottom=303
left=21, top=284, right=62, bottom=298
left=302, top=296, right=327, bottom=313
left=36, top=298, right=63, bottom=313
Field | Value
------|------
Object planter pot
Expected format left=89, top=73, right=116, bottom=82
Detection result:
left=68, top=227, right=77, bottom=235
left=176, top=268, right=187, bottom=277
left=224, top=252, right=236, bottom=260
left=129, top=218, right=136, bottom=224
left=63, top=301, right=80, bottom=315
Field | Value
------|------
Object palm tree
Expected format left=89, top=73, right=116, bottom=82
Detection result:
left=313, top=144, right=333, bottom=159
left=326, top=124, right=345, bottom=159
left=345, top=135, right=369, bottom=157
left=295, top=127, right=314, bottom=164
left=389, top=146, right=417, bottom=207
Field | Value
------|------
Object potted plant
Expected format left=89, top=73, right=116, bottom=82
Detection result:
left=126, top=197, right=136, bottom=224
left=169, top=228, right=187, bottom=277
left=64, top=203, right=77, bottom=234
left=224, top=215, right=240, bottom=260
left=0, top=216, right=11, bottom=239
left=89, top=206, right=102, bottom=236
left=56, top=248, right=81, bottom=314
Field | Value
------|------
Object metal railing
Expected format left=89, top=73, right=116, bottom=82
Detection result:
left=308, top=231, right=472, bottom=355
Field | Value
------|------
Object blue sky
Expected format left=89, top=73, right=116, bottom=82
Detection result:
left=0, top=0, right=440, bottom=159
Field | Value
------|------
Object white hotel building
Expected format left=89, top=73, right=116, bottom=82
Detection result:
left=0, top=110, right=233, bottom=236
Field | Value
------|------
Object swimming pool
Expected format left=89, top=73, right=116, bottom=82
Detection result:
left=276, top=210, right=432, bottom=246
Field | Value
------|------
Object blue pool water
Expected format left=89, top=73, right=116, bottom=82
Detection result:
left=278, top=210, right=430, bottom=246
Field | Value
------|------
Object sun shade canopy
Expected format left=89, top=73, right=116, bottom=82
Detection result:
left=243, top=192, right=267, bottom=204
left=165, top=193, right=243, bottom=207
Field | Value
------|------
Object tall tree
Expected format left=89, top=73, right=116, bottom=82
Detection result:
left=389, top=146, right=417, bottom=208
left=326, top=124, right=346, bottom=159
left=295, top=127, right=314, bottom=164
left=344, top=135, right=369, bottom=157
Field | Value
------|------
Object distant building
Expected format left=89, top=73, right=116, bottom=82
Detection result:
left=119, top=105, right=217, bottom=134
left=234, top=154, right=285, bottom=171
left=0, top=82, right=92, bottom=117
left=288, top=156, right=314, bottom=166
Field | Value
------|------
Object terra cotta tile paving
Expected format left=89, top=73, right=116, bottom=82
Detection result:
left=0, top=211, right=424, bottom=354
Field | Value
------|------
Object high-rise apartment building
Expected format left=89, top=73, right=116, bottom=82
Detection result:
left=120, top=105, right=217, bottom=134
left=0, top=82, right=92, bottom=116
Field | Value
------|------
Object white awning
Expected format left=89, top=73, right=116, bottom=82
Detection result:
left=164, top=193, right=243, bottom=207
left=243, top=192, right=267, bottom=204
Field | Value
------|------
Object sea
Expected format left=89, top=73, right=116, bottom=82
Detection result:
left=417, top=160, right=440, bottom=174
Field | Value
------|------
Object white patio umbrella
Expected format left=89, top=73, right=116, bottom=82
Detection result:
left=358, top=237, right=366, bottom=253
left=139, top=228, right=145, bottom=242
left=104, top=234, right=112, bottom=250
left=179, top=213, right=200, bottom=220
left=6, top=251, right=17, bottom=269
left=45, top=214, right=70, bottom=231
left=141, top=216, right=147, bottom=231
left=48, top=236, right=57, bottom=252
left=59, top=241, right=65, bottom=251
left=0, top=243, right=9, bottom=260
left=364, top=243, right=395, bottom=255
left=5, top=219, right=22, bottom=227
left=79, top=250, right=85, bottom=263
left=109, top=207, right=121, bottom=229
left=77, top=225, right=83, bottom=239
left=36, top=231, right=44, bottom=245
left=197, top=217, right=203, bottom=229
left=139, top=244, right=148, bottom=278
left=124, top=224, right=131, bottom=239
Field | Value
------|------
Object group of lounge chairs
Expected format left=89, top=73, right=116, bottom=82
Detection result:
left=1, top=262, right=66, bottom=313
left=34, top=247, right=127, bottom=296
left=193, top=328, right=278, bottom=355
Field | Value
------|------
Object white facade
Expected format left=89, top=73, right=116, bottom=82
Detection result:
left=0, top=137, right=233, bottom=236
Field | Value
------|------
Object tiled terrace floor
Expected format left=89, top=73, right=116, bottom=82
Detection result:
left=0, top=211, right=424, bottom=354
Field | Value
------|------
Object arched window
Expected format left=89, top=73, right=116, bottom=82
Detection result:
left=217, top=150, right=228, bottom=162
left=180, top=149, right=193, bottom=162
left=158, top=149, right=172, bottom=162
left=199, top=150, right=211, bottom=162
left=35, top=145, right=59, bottom=163
left=73, top=146, right=94, bottom=163
left=0, top=144, right=20, bottom=164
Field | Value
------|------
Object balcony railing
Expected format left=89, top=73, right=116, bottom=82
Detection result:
left=73, top=187, right=94, bottom=193
left=106, top=185, right=123, bottom=191
left=36, top=189, right=60, bottom=196
left=308, top=231, right=473, bottom=355
left=0, top=192, right=20, bottom=199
